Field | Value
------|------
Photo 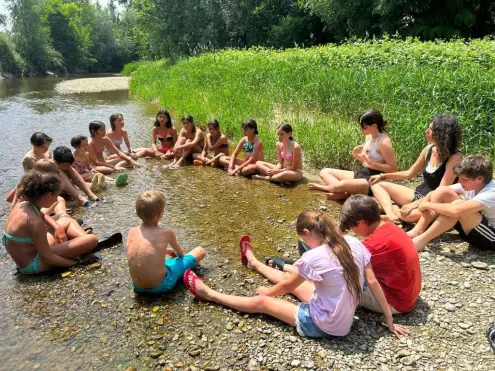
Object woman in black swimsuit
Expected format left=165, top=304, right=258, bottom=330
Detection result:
left=370, top=115, right=462, bottom=223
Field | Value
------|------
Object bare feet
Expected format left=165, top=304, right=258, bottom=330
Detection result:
left=245, top=248, right=258, bottom=270
left=252, top=175, right=269, bottom=181
left=412, top=237, right=427, bottom=252
left=192, top=277, right=211, bottom=300
left=325, top=192, right=348, bottom=200
left=308, top=183, right=330, bottom=192
left=406, top=229, right=421, bottom=238
left=380, top=213, right=399, bottom=223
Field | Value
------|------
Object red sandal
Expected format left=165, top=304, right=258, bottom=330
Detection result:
left=239, top=235, right=252, bottom=267
left=183, top=269, right=205, bottom=301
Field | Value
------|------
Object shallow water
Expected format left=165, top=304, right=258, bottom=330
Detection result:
left=0, top=75, right=330, bottom=369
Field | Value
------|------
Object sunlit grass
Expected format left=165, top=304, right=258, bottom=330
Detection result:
left=125, top=38, right=495, bottom=169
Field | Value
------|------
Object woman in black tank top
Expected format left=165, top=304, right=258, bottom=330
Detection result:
left=369, top=115, right=462, bottom=223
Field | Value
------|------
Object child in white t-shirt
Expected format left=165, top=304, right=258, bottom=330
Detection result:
left=183, top=211, right=408, bottom=338
left=409, top=155, right=495, bottom=251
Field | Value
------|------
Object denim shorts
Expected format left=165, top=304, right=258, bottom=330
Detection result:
left=133, top=254, right=198, bottom=294
left=295, top=303, right=331, bottom=338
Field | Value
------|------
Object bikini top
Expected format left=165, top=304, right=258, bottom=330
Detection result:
left=112, top=136, right=123, bottom=147
left=243, top=139, right=255, bottom=153
left=364, top=133, right=385, bottom=163
left=157, top=130, right=174, bottom=142
left=281, top=141, right=294, bottom=161
left=2, top=203, right=40, bottom=246
left=211, top=136, right=229, bottom=149
left=72, top=155, right=91, bottom=174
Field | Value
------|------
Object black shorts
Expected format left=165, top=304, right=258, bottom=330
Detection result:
left=454, top=214, right=495, bottom=250
left=355, top=167, right=382, bottom=196
left=413, top=183, right=428, bottom=201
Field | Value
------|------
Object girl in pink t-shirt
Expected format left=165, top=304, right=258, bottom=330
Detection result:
left=183, top=211, right=408, bottom=338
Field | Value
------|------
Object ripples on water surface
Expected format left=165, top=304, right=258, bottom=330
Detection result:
left=0, top=76, right=326, bottom=369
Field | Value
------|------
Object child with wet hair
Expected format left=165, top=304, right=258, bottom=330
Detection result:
left=126, top=190, right=206, bottom=294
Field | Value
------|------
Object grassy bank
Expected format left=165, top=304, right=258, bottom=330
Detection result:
left=125, top=38, right=495, bottom=169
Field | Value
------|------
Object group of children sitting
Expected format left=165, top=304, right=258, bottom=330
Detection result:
left=2, top=107, right=495, bottom=341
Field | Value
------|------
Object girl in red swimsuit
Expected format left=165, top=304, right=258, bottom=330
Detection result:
left=149, top=109, right=177, bottom=160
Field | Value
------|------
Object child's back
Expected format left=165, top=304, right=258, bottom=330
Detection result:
left=127, top=190, right=206, bottom=294
left=127, top=224, right=171, bottom=288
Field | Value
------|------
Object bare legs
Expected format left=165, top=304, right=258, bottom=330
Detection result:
left=191, top=247, right=313, bottom=328
left=407, top=187, right=481, bottom=252
left=371, top=182, right=415, bottom=222
left=255, top=161, right=303, bottom=184
left=218, top=157, right=258, bottom=177
left=167, top=139, right=202, bottom=169
left=308, top=168, right=368, bottom=199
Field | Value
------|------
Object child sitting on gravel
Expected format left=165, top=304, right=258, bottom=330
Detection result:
left=183, top=211, right=407, bottom=338
left=339, top=195, right=422, bottom=314
left=126, top=190, right=206, bottom=294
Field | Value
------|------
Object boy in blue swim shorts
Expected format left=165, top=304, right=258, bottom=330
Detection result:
left=126, top=190, right=206, bottom=294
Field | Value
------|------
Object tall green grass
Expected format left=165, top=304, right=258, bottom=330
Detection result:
left=125, top=38, right=495, bottom=170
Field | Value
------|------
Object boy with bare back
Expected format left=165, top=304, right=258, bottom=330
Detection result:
left=127, top=191, right=206, bottom=294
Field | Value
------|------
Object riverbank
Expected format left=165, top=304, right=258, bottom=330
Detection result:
left=55, top=76, right=130, bottom=94
left=125, top=39, right=495, bottom=170
left=0, top=75, right=494, bottom=370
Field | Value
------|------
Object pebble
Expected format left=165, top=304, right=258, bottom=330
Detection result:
left=289, top=336, right=297, bottom=342
left=445, top=303, right=456, bottom=311
left=291, top=360, right=301, bottom=367
left=226, top=323, right=234, bottom=330
left=459, top=323, right=472, bottom=329
left=401, top=356, right=417, bottom=366
left=149, top=349, right=163, bottom=359
left=471, top=261, right=488, bottom=270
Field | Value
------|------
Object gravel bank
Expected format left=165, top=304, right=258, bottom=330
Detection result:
left=55, top=76, right=130, bottom=94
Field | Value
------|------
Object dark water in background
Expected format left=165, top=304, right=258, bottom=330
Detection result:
left=0, top=75, right=329, bottom=369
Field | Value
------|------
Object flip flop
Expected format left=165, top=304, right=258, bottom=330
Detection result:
left=239, top=235, right=252, bottom=267
left=193, top=159, right=203, bottom=166
left=183, top=269, right=205, bottom=301
left=76, top=219, right=84, bottom=226
left=264, top=257, right=295, bottom=271
left=84, top=227, right=94, bottom=234
left=93, top=232, right=123, bottom=252
left=115, top=173, right=128, bottom=186
left=488, top=323, right=495, bottom=352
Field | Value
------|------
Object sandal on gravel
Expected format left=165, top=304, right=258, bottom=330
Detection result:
left=93, top=232, right=123, bottom=252
left=84, top=227, right=94, bottom=234
left=298, top=240, right=310, bottom=256
left=183, top=269, right=205, bottom=301
left=264, top=257, right=295, bottom=271
left=487, top=323, right=495, bottom=352
left=240, top=235, right=252, bottom=267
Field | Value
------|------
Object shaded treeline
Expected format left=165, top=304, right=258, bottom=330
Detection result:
left=1, top=0, right=494, bottom=75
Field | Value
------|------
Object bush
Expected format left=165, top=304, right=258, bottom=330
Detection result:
left=128, top=38, right=495, bottom=169
left=0, top=33, right=24, bottom=75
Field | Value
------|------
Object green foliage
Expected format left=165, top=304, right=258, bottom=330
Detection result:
left=127, top=39, right=495, bottom=169
left=0, top=33, right=24, bottom=74
left=131, top=0, right=327, bottom=60
left=306, top=0, right=495, bottom=40
left=6, top=0, right=139, bottom=74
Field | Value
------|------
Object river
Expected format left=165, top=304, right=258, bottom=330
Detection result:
left=0, top=75, right=328, bottom=370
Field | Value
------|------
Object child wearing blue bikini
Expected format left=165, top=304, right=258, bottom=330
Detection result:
left=2, top=171, right=99, bottom=274
left=219, top=119, right=264, bottom=177
left=126, top=190, right=206, bottom=294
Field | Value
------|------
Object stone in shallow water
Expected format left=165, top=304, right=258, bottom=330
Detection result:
left=471, top=261, right=488, bottom=270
